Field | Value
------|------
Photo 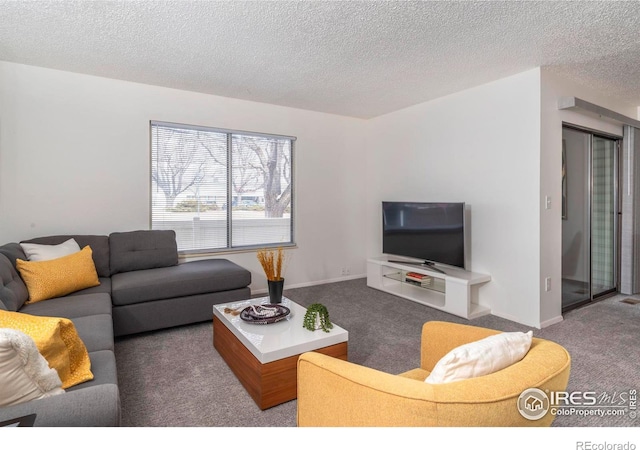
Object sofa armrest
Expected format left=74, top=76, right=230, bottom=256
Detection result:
left=420, top=321, right=501, bottom=371
left=297, top=352, right=439, bottom=427
left=0, top=384, right=120, bottom=427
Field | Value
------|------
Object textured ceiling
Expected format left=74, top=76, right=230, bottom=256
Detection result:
left=1, top=1, right=639, bottom=118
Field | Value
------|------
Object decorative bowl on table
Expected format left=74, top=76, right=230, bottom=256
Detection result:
left=240, top=304, right=290, bottom=324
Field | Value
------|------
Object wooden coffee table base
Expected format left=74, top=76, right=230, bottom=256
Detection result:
left=213, top=316, right=348, bottom=410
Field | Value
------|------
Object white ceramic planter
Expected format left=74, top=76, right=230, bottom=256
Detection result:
left=313, top=313, right=322, bottom=330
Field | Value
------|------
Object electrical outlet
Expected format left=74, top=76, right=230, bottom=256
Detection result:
left=341, top=267, right=351, bottom=276
left=545, top=277, right=551, bottom=292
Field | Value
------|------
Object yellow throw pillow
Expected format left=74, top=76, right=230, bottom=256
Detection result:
left=0, top=311, right=93, bottom=389
left=16, top=246, right=100, bottom=304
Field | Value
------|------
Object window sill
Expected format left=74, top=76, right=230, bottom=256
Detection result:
left=178, top=244, right=297, bottom=261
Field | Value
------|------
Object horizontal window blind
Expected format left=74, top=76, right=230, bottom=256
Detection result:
left=151, top=121, right=295, bottom=253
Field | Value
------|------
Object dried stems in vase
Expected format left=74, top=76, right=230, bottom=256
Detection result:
left=257, top=247, right=287, bottom=281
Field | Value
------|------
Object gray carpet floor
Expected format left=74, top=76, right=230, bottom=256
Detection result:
left=114, top=278, right=640, bottom=427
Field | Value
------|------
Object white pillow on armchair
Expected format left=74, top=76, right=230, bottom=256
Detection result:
left=425, top=330, right=533, bottom=384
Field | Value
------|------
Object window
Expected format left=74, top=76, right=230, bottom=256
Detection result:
left=150, top=121, right=295, bottom=253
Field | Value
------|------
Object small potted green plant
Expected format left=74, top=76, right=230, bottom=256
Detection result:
left=303, top=303, right=333, bottom=333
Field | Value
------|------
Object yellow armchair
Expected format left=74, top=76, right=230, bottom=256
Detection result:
left=297, top=321, right=571, bottom=427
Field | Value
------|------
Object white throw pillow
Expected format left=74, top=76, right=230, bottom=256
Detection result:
left=20, top=238, right=81, bottom=261
left=0, top=328, right=65, bottom=407
left=425, top=330, right=533, bottom=384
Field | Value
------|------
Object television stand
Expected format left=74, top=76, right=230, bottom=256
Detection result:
left=387, top=260, right=447, bottom=275
left=367, top=257, right=491, bottom=319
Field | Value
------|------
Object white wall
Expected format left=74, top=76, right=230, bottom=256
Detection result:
left=0, top=61, right=368, bottom=292
left=366, top=69, right=543, bottom=327
left=539, top=67, right=632, bottom=326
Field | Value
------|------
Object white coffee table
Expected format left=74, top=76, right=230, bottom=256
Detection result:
left=212, top=296, right=348, bottom=410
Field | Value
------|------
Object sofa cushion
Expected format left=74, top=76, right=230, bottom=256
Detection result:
left=0, top=311, right=94, bottom=389
left=66, top=277, right=111, bottom=297
left=0, top=254, right=29, bottom=312
left=16, top=246, right=101, bottom=304
left=20, top=238, right=81, bottom=262
left=425, top=330, right=533, bottom=384
left=66, top=350, right=117, bottom=392
left=21, top=235, right=110, bottom=278
left=111, top=258, right=251, bottom=306
left=0, top=328, right=65, bottom=407
left=70, top=314, right=114, bottom=353
left=0, top=383, right=121, bottom=427
left=109, top=230, right=178, bottom=275
left=19, top=293, right=112, bottom=321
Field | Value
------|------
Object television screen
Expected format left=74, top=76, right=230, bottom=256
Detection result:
left=382, top=201, right=466, bottom=269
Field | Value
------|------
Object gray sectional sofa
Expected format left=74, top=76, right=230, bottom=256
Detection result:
left=0, top=229, right=251, bottom=426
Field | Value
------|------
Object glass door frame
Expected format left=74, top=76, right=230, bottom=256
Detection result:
left=562, top=123, right=621, bottom=311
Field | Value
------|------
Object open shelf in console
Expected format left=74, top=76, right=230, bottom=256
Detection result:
left=367, top=257, right=491, bottom=319
left=382, top=270, right=446, bottom=293
left=381, top=270, right=446, bottom=308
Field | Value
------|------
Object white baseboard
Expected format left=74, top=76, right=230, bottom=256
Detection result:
left=251, top=274, right=366, bottom=296
left=489, top=310, right=564, bottom=330
left=540, top=315, right=564, bottom=328
left=489, top=311, right=541, bottom=329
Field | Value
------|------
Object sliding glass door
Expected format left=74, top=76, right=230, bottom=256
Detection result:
left=562, top=128, right=591, bottom=308
left=561, top=126, right=619, bottom=311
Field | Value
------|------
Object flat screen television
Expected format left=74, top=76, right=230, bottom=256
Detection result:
left=382, top=201, right=466, bottom=271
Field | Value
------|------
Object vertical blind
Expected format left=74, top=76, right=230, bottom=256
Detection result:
left=591, top=137, right=615, bottom=290
left=151, top=121, right=295, bottom=253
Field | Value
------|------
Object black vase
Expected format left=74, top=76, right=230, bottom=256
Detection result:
left=267, top=278, right=284, bottom=304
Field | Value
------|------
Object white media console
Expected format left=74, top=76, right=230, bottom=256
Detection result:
left=367, top=257, right=491, bottom=319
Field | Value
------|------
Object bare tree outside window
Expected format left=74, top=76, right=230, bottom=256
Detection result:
left=151, top=122, right=295, bottom=252
left=232, top=135, right=291, bottom=218
left=152, top=127, right=210, bottom=209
